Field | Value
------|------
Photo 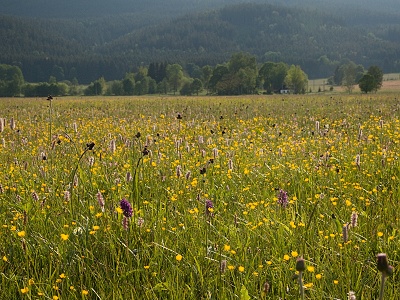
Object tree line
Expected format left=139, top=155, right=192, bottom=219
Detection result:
left=0, top=53, right=311, bottom=97
left=0, top=52, right=384, bottom=97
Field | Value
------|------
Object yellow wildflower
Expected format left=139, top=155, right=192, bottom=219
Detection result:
left=176, top=254, right=183, bottom=261
left=60, top=234, right=69, bottom=241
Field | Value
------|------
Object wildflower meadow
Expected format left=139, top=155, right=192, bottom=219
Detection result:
left=0, top=94, right=399, bottom=299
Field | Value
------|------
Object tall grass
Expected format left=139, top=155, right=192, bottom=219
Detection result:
left=0, top=94, right=398, bottom=299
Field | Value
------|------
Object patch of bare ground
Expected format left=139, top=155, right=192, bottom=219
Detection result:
left=381, top=79, right=400, bottom=91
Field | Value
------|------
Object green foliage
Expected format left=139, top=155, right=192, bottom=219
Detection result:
left=179, top=80, right=193, bottom=96
left=167, top=64, right=184, bottom=95
left=367, top=66, right=384, bottom=92
left=148, top=78, right=157, bottom=94
left=191, top=78, right=203, bottom=95
left=333, top=62, right=364, bottom=86
left=339, top=62, right=365, bottom=93
left=84, top=77, right=106, bottom=96
left=228, top=52, right=257, bottom=73
left=148, top=62, right=168, bottom=84
left=135, top=66, right=148, bottom=82
left=358, top=66, right=383, bottom=93
left=285, top=65, right=308, bottom=94
left=358, top=74, right=375, bottom=93
left=0, top=64, right=24, bottom=97
left=209, top=53, right=258, bottom=95
left=134, top=77, right=150, bottom=96
left=157, top=78, right=169, bottom=94
left=186, top=63, right=203, bottom=79
left=68, top=78, right=81, bottom=96
left=108, top=80, right=124, bottom=96
left=122, top=75, right=135, bottom=96
left=180, top=78, right=203, bottom=96
left=240, top=285, right=250, bottom=300
left=209, top=64, right=229, bottom=94
left=51, top=65, right=65, bottom=82
left=201, top=65, right=213, bottom=93
left=259, top=62, right=289, bottom=93
left=23, top=82, right=68, bottom=97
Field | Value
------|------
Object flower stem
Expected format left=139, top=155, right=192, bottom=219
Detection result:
left=298, top=271, right=305, bottom=300
left=379, top=273, right=386, bottom=300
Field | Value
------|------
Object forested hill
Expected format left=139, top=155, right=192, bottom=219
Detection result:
left=101, top=4, right=400, bottom=75
left=1, top=2, right=400, bottom=83
left=2, top=0, right=400, bottom=20
left=0, top=0, right=269, bottom=19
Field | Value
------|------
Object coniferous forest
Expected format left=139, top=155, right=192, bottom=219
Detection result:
left=1, top=0, right=400, bottom=85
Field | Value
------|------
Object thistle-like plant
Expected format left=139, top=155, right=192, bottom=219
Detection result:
left=377, top=253, right=394, bottom=300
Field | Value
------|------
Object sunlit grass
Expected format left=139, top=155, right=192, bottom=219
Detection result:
left=0, top=94, right=399, bottom=299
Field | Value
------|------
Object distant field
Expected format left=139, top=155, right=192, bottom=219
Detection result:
left=383, top=73, right=400, bottom=81
left=309, top=73, right=400, bottom=93
left=381, top=79, right=400, bottom=91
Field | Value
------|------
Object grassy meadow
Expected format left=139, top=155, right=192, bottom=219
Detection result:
left=0, top=94, right=399, bottom=299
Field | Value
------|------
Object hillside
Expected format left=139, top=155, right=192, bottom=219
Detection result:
left=101, top=4, right=400, bottom=76
left=1, top=2, right=400, bottom=83
left=0, top=0, right=268, bottom=19
left=2, top=0, right=400, bottom=20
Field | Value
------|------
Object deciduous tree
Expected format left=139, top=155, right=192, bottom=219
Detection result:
left=122, top=73, right=135, bottom=95
left=201, top=65, right=213, bottom=94
left=191, top=78, right=203, bottom=95
left=84, top=77, right=106, bottom=95
left=166, top=64, right=183, bottom=95
left=259, top=62, right=288, bottom=93
left=358, top=73, right=375, bottom=93
left=285, top=65, right=308, bottom=94
left=367, top=65, right=383, bottom=92
left=0, top=64, right=24, bottom=97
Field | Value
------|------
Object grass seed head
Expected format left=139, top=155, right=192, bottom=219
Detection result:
left=10, top=117, right=15, bottom=130
left=342, top=224, right=349, bottom=243
left=110, top=140, right=116, bottom=153
left=351, top=212, right=358, bottom=228
left=220, top=259, right=227, bottom=273
left=263, top=280, right=270, bottom=294
left=96, top=191, right=105, bottom=210
left=64, top=191, right=70, bottom=202
left=348, top=291, right=356, bottom=300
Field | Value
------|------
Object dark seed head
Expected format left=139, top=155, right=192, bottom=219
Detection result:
left=86, top=142, right=95, bottom=150
left=142, top=146, right=149, bottom=156
left=377, top=253, right=389, bottom=273
left=296, top=257, right=306, bottom=272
